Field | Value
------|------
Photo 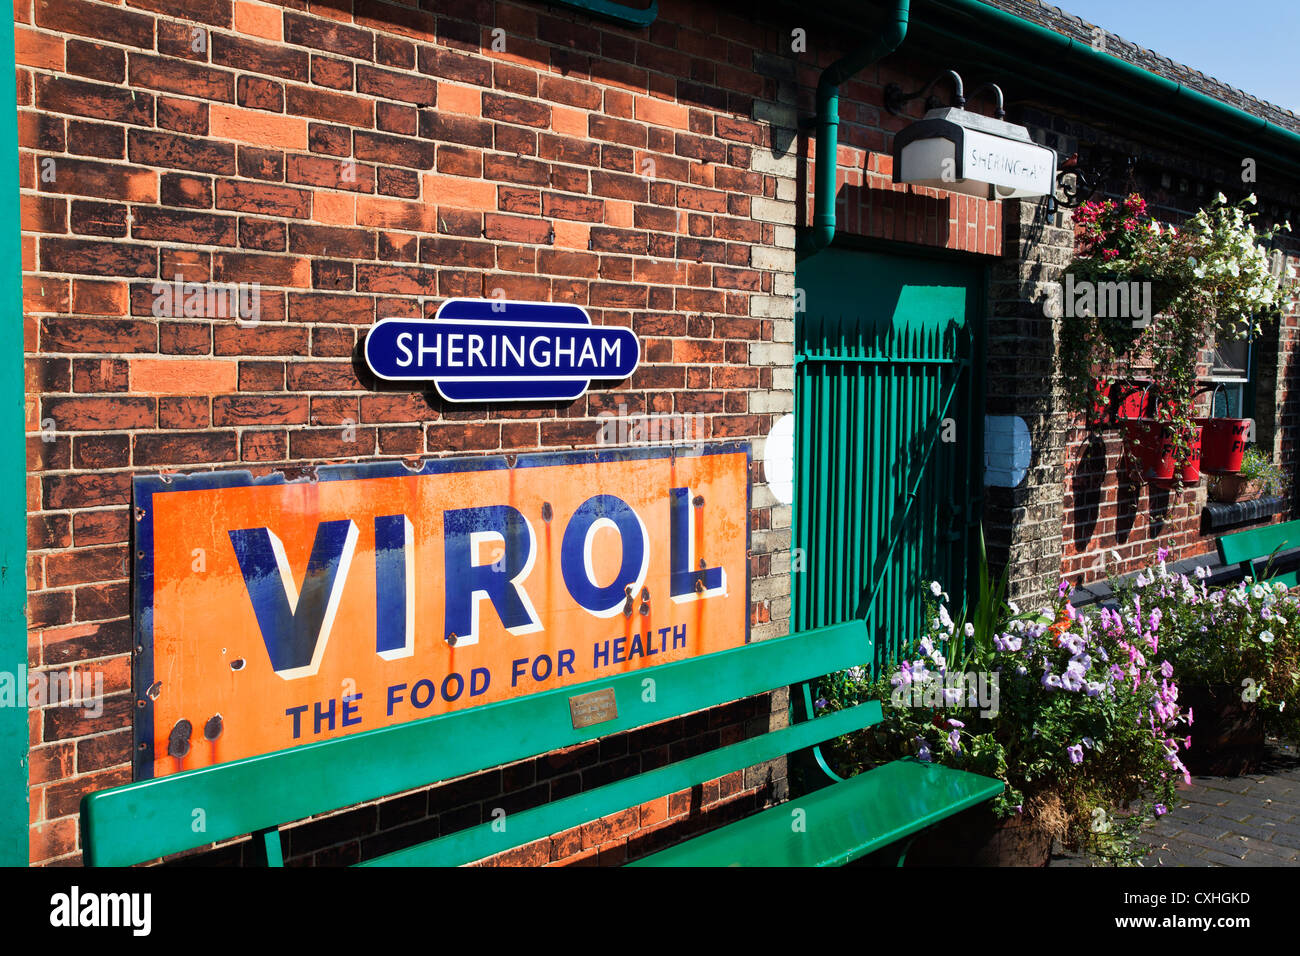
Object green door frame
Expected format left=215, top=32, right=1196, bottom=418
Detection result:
left=1, top=14, right=29, bottom=865
left=791, top=245, right=986, bottom=670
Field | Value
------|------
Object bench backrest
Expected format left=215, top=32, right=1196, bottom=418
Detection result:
left=81, top=619, right=874, bottom=866
left=1217, top=518, right=1300, bottom=587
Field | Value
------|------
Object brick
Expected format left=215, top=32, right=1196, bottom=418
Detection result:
left=311, top=55, right=353, bottom=91
left=213, top=252, right=310, bottom=287
left=239, top=75, right=284, bottom=112
left=71, top=357, right=129, bottom=391
left=542, top=193, right=603, bottom=222
left=161, top=172, right=214, bottom=208
left=129, top=358, right=238, bottom=395
left=435, top=83, right=480, bottom=116
left=133, top=207, right=238, bottom=246
left=234, top=0, right=281, bottom=40
left=134, top=430, right=238, bottom=465
left=68, top=200, right=126, bottom=237
left=72, top=509, right=129, bottom=546
left=286, top=154, right=376, bottom=193
left=213, top=31, right=310, bottom=83
left=43, top=396, right=154, bottom=431
left=215, top=179, right=310, bottom=219
left=130, top=129, right=236, bottom=175
left=40, top=239, right=155, bottom=278
left=128, top=54, right=236, bottom=103
left=210, top=104, right=308, bottom=151
left=308, top=123, right=351, bottom=156
left=73, top=580, right=129, bottom=624
left=484, top=214, right=551, bottom=244
left=40, top=158, right=155, bottom=204
left=157, top=97, right=209, bottom=136
left=287, top=292, right=373, bottom=324
left=354, top=131, right=433, bottom=170
left=158, top=396, right=209, bottom=428
left=288, top=224, right=375, bottom=259
left=422, top=173, right=495, bottom=211
left=16, top=26, right=64, bottom=72
left=43, top=471, right=132, bottom=510
left=376, top=101, right=417, bottom=136
left=356, top=65, right=435, bottom=105
left=35, top=0, right=154, bottom=49
left=356, top=196, right=434, bottom=232
left=418, top=110, right=492, bottom=149
left=284, top=11, right=374, bottom=61
left=286, top=85, right=373, bottom=128
left=127, top=0, right=230, bottom=28
left=36, top=75, right=152, bottom=126
left=417, top=44, right=490, bottom=86
left=70, top=280, right=127, bottom=316
left=242, top=429, right=285, bottom=461
left=212, top=395, right=308, bottom=426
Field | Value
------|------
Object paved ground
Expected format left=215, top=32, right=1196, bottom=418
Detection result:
left=1051, top=740, right=1300, bottom=866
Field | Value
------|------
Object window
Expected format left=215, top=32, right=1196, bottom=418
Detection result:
left=1208, top=336, right=1255, bottom=419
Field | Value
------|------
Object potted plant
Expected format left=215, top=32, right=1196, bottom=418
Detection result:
left=817, top=575, right=1187, bottom=865
left=1208, top=445, right=1287, bottom=503
left=1109, top=550, right=1300, bottom=775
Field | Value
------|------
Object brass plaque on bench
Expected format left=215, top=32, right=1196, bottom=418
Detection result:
left=569, top=688, right=618, bottom=729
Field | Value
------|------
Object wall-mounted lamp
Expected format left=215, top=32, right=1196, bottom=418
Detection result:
left=886, top=70, right=1056, bottom=201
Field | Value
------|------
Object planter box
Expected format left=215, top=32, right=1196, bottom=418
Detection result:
left=904, top=804, right=1052, bottom=867
left=1208, top=476, right=1266, bottom=503
left=1181, top=684, right=1266, bottom=776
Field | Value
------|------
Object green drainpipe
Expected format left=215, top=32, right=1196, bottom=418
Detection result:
left=798, top=0, right=911, bottom=260
left=0, top=7, right=27, bottom=866
left=916, top=0, right=1300, bottom=180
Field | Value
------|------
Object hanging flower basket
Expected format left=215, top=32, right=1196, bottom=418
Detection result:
left=1121, top=418, right=1202, bottom=486
left=1121, top=418, right=1176, bottom=483
left=1199, top=417, right=1250, bottom=475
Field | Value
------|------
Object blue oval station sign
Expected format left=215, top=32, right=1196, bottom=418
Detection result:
left=364, top=298, right=640, bottom=402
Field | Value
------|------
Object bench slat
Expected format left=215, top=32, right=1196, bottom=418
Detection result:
left=1218, top=519, right=1300, bottom=579
left=361, top=699, right=883, bottom=866
left=82, top=620, right=872, bottom=866
left=628, top=759, right=1004, bottom=867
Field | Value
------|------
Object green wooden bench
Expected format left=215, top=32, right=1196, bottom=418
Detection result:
left=80, top=620, right=1002, bottom=867
left=1217, top=517, right=1300, bottom=588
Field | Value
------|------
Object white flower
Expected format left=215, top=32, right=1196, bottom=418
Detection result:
left=964, top=622, right=975, bottom=638
left=1260, top=630, right=1275, bottom=643
left=929, top=581, right=943, bottom=597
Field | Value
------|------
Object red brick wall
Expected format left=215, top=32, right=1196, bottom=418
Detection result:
left=20, top=0, right=806, bottom=865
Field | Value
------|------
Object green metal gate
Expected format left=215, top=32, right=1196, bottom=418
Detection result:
left=792, top=247, right=984, bottom=671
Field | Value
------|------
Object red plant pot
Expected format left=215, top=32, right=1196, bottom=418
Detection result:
left=1199, top=418, right=1249, bottom=475
left=1125, top=420, right=1203, bottom=487
left=1122, top=419, right=1177, bottom=483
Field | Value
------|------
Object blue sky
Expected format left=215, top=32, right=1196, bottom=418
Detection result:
left=1057, top=0, right=1300, bottom=113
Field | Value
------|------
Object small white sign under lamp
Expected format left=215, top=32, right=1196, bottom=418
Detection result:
left=893, top=107, right=1056, bottom=200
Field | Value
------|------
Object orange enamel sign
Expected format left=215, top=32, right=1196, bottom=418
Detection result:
left=133, top=445, right=751, bottom=779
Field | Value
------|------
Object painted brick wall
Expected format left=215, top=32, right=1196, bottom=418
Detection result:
left=19, top=0, right=805, bottom=865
